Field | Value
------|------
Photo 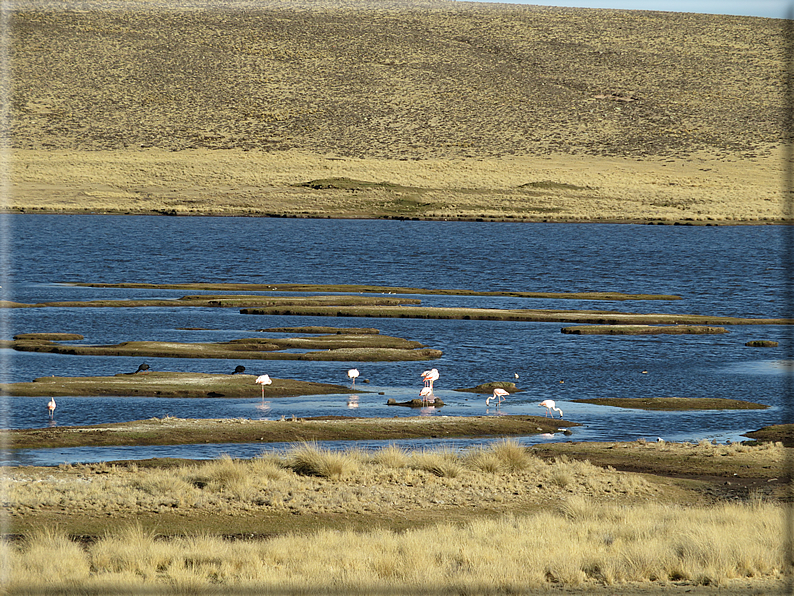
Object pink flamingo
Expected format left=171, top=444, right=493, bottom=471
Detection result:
left=421, top=368, right=439, bottom=390
left=347, top=368, right=360, bottom=387
left=540, top=399, right=563, bottom=418
left=486, top=388, right=509, bottom=407
left=256, top=374, right=272, bottom=400
left=419, top=386, right=434, bottom=406
left=47, top=397, right=56, bottom=419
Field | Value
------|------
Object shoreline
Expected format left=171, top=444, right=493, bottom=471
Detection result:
left=5, top=209, right=788, bottom=226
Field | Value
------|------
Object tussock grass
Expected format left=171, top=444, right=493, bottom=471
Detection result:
left=5, top=501, right=785, bottom=593
left=368, top=443, right=409, bottom=469
left=5, top=443, right=662, bottom=522
left=286, top=441, right=359, bottom=480
left=410, top=447, right=464, bottom=478
left=5, top=442, right=788, bottom=593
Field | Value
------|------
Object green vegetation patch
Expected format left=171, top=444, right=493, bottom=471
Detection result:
left=574, top=397, right=768, bottom=411
left=561, top=325, right=728, bottom=335
left=745, top=340, right=779, bottom=347
left=744, top=424, right=794, bottom=446
left=6, top=293, right=421, bottom=309
left=13, top=332, right=84, bottom=340
left=530, top=438, right=785, bottom=480
left=258, top=326, right=380, bottom=334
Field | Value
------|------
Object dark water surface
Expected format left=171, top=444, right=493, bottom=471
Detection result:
left=1, top=215, right=789, bottom=465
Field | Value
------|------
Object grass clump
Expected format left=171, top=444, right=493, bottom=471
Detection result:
left=287, top=441, right=358, bottom=479
left=410, top=447, right=464, bottom=478
left=369, top=443, right=409, bottom=468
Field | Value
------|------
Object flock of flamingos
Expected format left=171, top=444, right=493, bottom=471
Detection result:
left=256, top=367, right=564, bottom=417
left=44, top=367, right=565, bottom=420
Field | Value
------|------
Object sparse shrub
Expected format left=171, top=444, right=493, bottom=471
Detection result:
left=90, top=522, right=172, bottom=579
left=249, top=453, right=286, bottom=480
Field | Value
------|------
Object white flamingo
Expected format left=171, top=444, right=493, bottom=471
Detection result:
left=421, top=368, right=439, bottom=390
left=256, top=374, right=272, bottom=400
left=47, top=397, right=56, bottom=419
left=347, top=368, right=360, bottom=386
left=419, top=386, right=434, bottom=406
left=540, top=399, right=563, bottom=418
left=486, top=388, right=509, bottom=407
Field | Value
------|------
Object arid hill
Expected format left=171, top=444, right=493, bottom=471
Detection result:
left=7, top=0, right=788, bottom=222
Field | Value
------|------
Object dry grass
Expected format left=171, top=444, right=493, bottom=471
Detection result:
left=3, top=499, right=786, bottom=594
left=286, top=441, right=359, bottom=480
left=2, top=441, right=789, bottom=592
left=8, top=2, right=787, bottom=223
left=5, top=441, right=660, bottom=523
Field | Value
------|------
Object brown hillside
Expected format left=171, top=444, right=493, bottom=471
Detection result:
left=7, top=0, right=788, bottom=222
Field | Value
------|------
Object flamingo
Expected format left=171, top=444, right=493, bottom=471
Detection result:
left=486, top=388, right=509, bottom=407
left=540, top=399, right=563, bottom=418
left=421, top=368, right=439, bottom=390
left=47, top=397, right=56, bottom=419
left=419, top=386, right=434, bottom=406
left=256, top=374, right=272, bottom=400
left=347, top=368, right=360, bottom=386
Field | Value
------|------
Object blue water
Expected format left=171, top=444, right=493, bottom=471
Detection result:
left=1, top=214, right=791, bottom=465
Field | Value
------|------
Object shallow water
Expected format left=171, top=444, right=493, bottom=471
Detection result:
left=1, top=215, right=790, bottom=465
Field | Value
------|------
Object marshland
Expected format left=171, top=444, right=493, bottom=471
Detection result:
left=3, top=0, right=793, bottom=594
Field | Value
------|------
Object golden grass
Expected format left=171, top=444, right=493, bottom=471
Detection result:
left=286, top=441, right=359, bottom=480
left=11, top=147, right=785, bottom=223
left=4, top=441, right=788, bottom=592
left=4, top=500, right=785, bottom=593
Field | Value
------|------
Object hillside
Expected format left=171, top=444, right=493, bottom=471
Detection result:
left=7, top=0, right=788, bottom=222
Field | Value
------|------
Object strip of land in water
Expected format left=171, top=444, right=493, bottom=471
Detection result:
left=4, top=333, right=442, bottom=362
left=66, top=282, right=682, bottom=301
left=4, top=415, right=572, bottom=450
left=0, top=373, right=353, bottom=399
left=573, top=397, right=769, bottom=411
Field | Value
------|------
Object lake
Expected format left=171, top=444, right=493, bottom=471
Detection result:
left=1, top=214, right=790, bottom=465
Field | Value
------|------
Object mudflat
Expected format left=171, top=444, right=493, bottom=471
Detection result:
left=8, top=0, right=786, bottom=223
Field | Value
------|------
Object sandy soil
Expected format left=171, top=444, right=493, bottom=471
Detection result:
left=6, top=0, right=787, bottom=223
